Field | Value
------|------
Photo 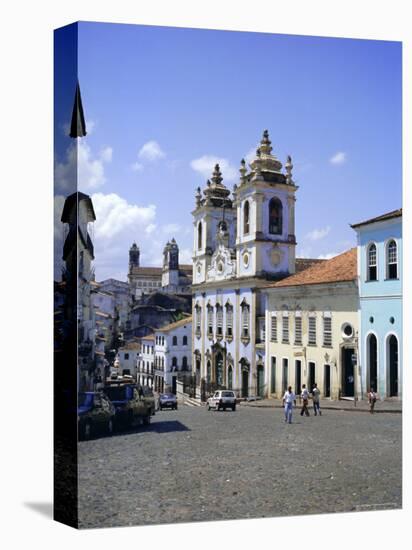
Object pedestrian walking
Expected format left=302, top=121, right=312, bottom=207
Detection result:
left=282, top=386, right=296, bottom=424
left=312, top=382, right=321, bottom=416
left=368, top=387, right=377, bottom=414
left=300, top=384, right=310, bottom=416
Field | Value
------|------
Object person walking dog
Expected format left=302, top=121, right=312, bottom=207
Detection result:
left=283, top=386, right=296, bottom=424
left=312, top=382, right=321, bottom=416
left=300, top=384, right=310, bottom=417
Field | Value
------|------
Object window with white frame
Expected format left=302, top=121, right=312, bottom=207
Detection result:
left=216, top=304, right=223, bottom=337
left=207, top=304, right=213, bottom=337
left=195, top=304, right=201, bottom=335
left=225, top=303, right=233, bottom=338
left=270, top=315, right=278, bottom=342
left=323, top=314, right=332, bottom=347
left=367, top=243, right=377, bottom=281
left=241, top=301, right=250, bottom=339
left=258, top=318, right=265, bottom=342
left=387, top=240, right=398, bottom=279
left=308, top=315, right=317, bottom=345
left=282, top=314, right=289, bottom=344
left=294, top=314, right=302, bottom=345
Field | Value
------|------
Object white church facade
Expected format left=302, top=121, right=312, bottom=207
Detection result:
left=191, top=130, right=302, bottom=400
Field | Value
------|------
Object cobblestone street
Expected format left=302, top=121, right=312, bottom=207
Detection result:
left=78, top=405, right=401, bottom=529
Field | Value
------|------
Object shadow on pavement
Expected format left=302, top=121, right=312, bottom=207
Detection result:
left=145, top=420, right=190, bottom=433
left=24, top=502, right=53, bottom=519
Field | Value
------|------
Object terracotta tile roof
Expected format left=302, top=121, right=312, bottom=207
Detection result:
left=295, top=258, right=326, bottom=272
left=157, top=316, right=193, bottom=333
left=180, top=264, right=193, bottom=273
left=265, top=248, right=357, bottom=289
left=119, top=342, right=141, bottom=351
left=130, top=266, right=162, bottom=277
left=351, top=208, right=402, bottom=229
left=142, top=333, right=155, bottom=341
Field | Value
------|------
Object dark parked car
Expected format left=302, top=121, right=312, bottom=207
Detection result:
left=78, top=392, right=115, bottom=440
left=159, top=393, right=178, bottom=410
left=104, top=383, right=151, bottom=428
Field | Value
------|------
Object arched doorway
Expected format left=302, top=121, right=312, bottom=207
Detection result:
left=388, top=335, right=398, bottom=397
left=215, top=352, right=224, bottom=387
left=367, top=334, right=378, bottom=392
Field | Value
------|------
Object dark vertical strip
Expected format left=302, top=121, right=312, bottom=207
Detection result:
left=54, top=22, right=79, bottom=529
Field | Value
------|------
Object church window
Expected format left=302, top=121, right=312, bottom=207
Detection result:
left=243, top=201, right=250, bottom=235
left=367, top=243, right=377, bottom=281
left=182, top=356, right=188, bottom=370
left=172, top=335, right=177, bottom=346
left=386, top=240, right=398, bottom=279
left=241, top=302, right=250, bottom=339
left=183, top=335, right=188, bottom=346
left=269, top=197, right=283, bottom=235
left=226, top=304, right=233, bottom=338
left=198, top=222, right=202, bottom=250
left=207, top=304, right=214, bottom=338
left=216, top=304, right=223, bottom=337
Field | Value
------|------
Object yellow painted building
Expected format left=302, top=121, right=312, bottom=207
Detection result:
left=264, top=249, right=361, bottom=400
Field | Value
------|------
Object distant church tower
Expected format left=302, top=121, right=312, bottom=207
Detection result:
left=162, top=238, right=179, bottom=290
left=129, top=242, right=140, bottom=272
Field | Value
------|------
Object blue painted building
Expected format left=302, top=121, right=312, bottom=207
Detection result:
left=351, top=209, right=402, bottom=400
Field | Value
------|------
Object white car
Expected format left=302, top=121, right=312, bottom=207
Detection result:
left=207, top=390, right=237, bottom=411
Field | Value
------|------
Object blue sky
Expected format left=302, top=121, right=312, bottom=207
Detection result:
left=63, top=22, right=402, bottom=281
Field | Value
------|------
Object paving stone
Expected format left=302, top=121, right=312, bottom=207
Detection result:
left=78, top=406, right=401, bottom=529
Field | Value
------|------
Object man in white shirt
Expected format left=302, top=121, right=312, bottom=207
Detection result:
left=282, top=386, right=296, bottom=424
left=300, top=384, right=310, bottom=417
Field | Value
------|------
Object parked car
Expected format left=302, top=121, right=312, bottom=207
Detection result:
left=207, top=390, right=237, bottom=411
left=78, top=392, right=115, bottom=440
left=103, top=383, right=151, bottom=428
left=140, top=385, right=156, bottom=416
left=159, top=393, right=178, bottom=410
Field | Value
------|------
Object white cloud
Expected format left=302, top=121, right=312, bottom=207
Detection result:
left=131, top=161, right=144, bottom=172
left=54, top=140, right=112, bottom=193
left=88, top=192, right=193, bottom=280
left=190, top=155, right=238, bottom=182
left=92, top=193, right=155, bottom=240
left=138, top=140, right=165, bottom=162
left=329, top=151, right=347, bottom=165
left=317, top=251, right=340, bottom=260
left=305, top=226, right=331, bottom=241
left=99, top=146, right=113, bottom=163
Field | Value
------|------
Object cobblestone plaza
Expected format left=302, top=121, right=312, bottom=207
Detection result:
left=78, top=405, right=401, bottom=528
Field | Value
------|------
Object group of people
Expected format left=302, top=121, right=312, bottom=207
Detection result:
left=282, top=383, right=321, bottom=424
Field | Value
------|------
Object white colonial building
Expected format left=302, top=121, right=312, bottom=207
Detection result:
left=117, top=340, right=141, bottom=378
left=154, top=317, right=192, bottom=393
left=192, top=130, right=304, bottom=400
left=136, top=334, right=155, bottom=388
